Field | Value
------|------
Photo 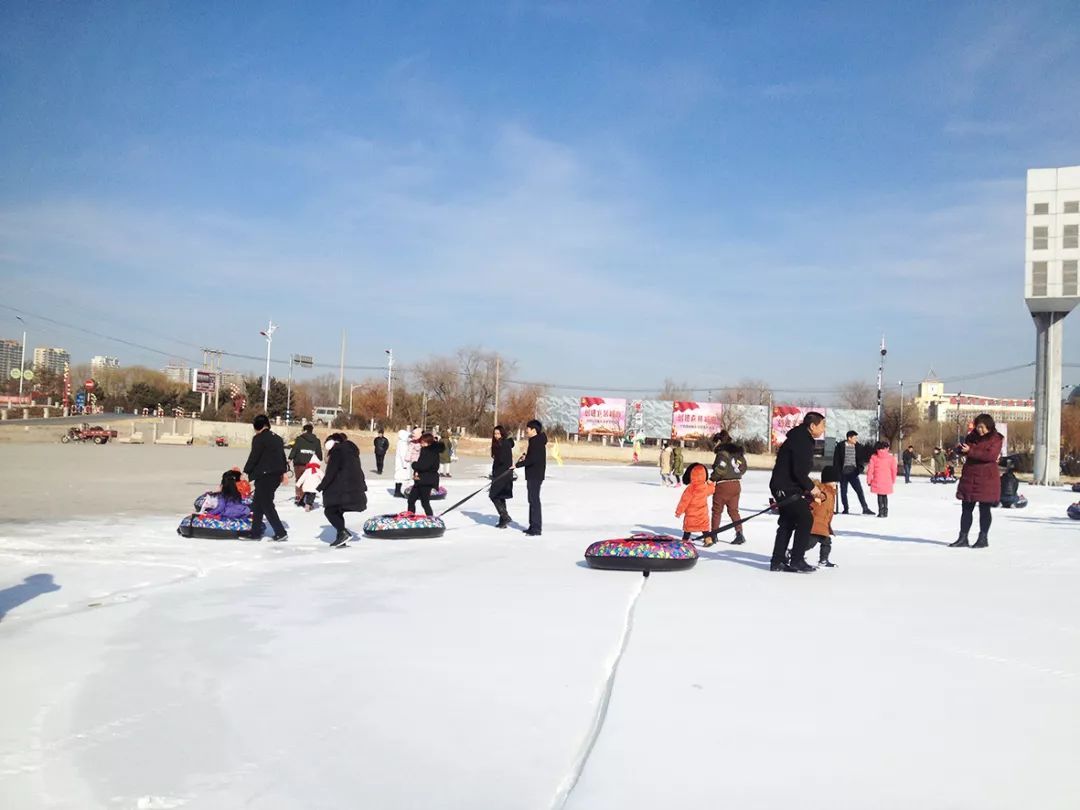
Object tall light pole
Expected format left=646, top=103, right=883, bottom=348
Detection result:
left=259, top=321, right=277, bottom=414
left=493, top=355, right=501, bottom=427
left=385, top=349, right=394, bottom=422
left=898, top=380, right=904, bottom=447
left=876, top=334, right=887, bottom=441
left=15, top=316, right=26, bottom=401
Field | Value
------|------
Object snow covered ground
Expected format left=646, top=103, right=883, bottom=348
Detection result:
left=1, top=462, right=1079, bottom=809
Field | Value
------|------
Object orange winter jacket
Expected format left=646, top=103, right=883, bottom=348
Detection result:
left=810, top=480, right=835, bottom=537
left=675, top=464, right=712, bottom=533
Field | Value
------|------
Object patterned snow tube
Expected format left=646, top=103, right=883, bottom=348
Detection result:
left=362, top=512, right=446, bottom=539
left=403, top=485, right=447, bottom=500
left=1068, top=503, right=1080, bottom=520
left=1072, top=483, right=1080, bottom=493
left=584, top=533, right=698, bottom=572
left=931, top=475, right=957, bottom=484
left=177, top=513, right=252, bottom=539
left=1000, top=494, right=1028, bottom=509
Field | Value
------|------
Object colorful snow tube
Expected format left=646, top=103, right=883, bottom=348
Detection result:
left=1068, top=503, right=1080, bottom=520
left=931, top=474, right=957, bottom=484
left=403, top=485, right=448, bottom=500
left=177, top=513, right=252, bottom=539
left=1071, top=483, right=1080, bottom=493
left=584, top=533, right=698, bottom=572
left=362, top=511, right=446, bottom=539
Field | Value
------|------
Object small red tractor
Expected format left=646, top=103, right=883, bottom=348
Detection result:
left=60, top=424, right=119, bottom=444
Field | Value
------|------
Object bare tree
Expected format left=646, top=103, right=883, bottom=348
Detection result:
left=837, top=380, right=877, bottom=409
left=658, top=378, right=693, bottom=400
left=720, top=378, right=772, bottom=406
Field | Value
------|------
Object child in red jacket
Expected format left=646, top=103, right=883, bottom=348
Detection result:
left=676, top=463, right=716, bottom=546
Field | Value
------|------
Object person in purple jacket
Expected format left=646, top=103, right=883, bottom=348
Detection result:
left=203, top=470, right=252, bottom=521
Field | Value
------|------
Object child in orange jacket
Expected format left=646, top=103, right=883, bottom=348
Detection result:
left=809, top=465, right=839, bottom=567
left=676, top=463, right=716, bottom=546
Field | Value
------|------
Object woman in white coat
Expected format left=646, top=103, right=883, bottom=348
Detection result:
left=393, top=429, right=412, bottom=498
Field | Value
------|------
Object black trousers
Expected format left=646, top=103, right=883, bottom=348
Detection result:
left=771, top=495, right=813, bottom=566
left=490, top=496, right=510, bottom=521
left=325, top=504, right=347, bottom=532
left=251, top=474, right=286, bottom=536
left=840, top=472, right=869, bottom=512
left=526, top=478, right=543, bottom=532
left=960, top=500, right=992, bottom=536
left=375, top=452, right=386, bottom=474
left=408, top=485, right=434, bottom=516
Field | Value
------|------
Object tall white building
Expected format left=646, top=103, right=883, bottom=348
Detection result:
left=0, top=338, right=22, bottom=380
left=162, top=362, right=191, bottom=384
left=914, top=374, right=1034, bottom=424
left=1027, top=166, right=1080, bottom=484
left=90, top=355, right=120, bottom=374
left=33, top=347, right=70, bottom=375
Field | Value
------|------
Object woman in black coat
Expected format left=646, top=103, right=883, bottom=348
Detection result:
left=489, top=425, right=515, bottom=529
left=408, top=433, right=444, bottom=516
left=317, top=435, right=367, bottom=547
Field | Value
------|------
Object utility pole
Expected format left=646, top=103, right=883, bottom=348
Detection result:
left=385, top=349, right=394, bottom=422
left=876, top=334, right=887, bottom=441
left=338, top=329, right=346, bottom=407
left=259, top=321, right=277, bottom=414
left=898, top=380, right=904, bottom=447
left=493, top=355, right=501, bottom=427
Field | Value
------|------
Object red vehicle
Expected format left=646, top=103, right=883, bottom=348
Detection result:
left=61, top=424, right=119, bottom=444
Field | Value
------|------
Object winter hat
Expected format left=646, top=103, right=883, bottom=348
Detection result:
left=325, top=439, right=337, bottom=454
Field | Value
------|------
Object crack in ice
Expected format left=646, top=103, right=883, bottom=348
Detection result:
left=551, top=573, right=648, bottom=810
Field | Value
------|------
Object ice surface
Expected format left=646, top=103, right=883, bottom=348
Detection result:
left=1, top=463, right=1079, bottom=808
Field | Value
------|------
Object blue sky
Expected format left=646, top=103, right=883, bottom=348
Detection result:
left=2, top=0, right=1079, bottom=398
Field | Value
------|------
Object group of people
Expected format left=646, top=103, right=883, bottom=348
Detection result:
left=767, top=410, right=1006, bottom=573
left=673, top=430, right=750, bottom=548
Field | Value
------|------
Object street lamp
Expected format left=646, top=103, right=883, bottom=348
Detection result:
left=348, top=383, right=366, bottom=415
left=13, top=315, right=27, bottom=401
left=259, top=321, right=277, bottom=414
left=286, top=353, right=313, bottom=423
left=385, top=349, right=394, bottom=421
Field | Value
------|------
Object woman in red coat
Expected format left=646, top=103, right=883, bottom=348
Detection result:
left=949, top=413, right=1004, bottom=548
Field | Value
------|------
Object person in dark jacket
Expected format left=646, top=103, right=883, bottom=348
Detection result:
left=489, top=425, right=516, bottom=529
left=832, top=431, right=873, bottom=515
left=373, top=430, right=390, bottom=474
left=243, top=414, right=289, bottom=541
left=408, top=433, right=444, bottom=516
left=289, top=424, right=323, bottom=506
left=318, top=434, right=368, bottom=547
left=516, top=420, right=547, bottom=536
left=949, top=413, right=1004, bottom=549
left=901, top=445, right=917, bottom=484
left=709, top=430, right=748, bottom=544
left=769, top=411, right=826, bottom=572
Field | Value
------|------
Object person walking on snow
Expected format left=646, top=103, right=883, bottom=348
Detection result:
left=439, top=434, right=454, bottom=478
left=832, top=431, right=873, bottom=515
left=932, top=446, right=947, bottom=477
left=671, top=443, right=685, bottom=485
left=373, top=430, right=390, bottom=475
left=295, top=457, right=324, bottom=511
left=901, top=445, right=916, bottom=484
left=489, top=425, right=515, bottom=528
left=393, top=429, right=413, bottom=498
left=769, top=411, right=826, bottom=572
left=866, top=441, right=898, bottom=517
left=318, top=433, right=368, bottom=547
left=516, top=420, right=547, bottom=536
left=242, top=414, right=289, bottom=541
left=409, top=433, right=444, bottom=517
left=808, top=465, right=839, bottom=567
left=709, top=430, right=748, bottom=545
left=659, top=440, right=676, bottom=486
left=289, top=424, right=322, bottom=506
left=949, top=413, right=1003, bottom=549
left=676, top=463, right=716, bottom=546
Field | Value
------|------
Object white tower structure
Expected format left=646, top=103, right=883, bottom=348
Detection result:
left=1026, top=166, right=1080, bottom=485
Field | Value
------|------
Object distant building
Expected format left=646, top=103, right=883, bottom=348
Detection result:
left=90, top=355, right=120, bottom=374
left=162, top=362, right=191, bottom=384
left=0, top=338, right=22, bottom=380
left=914, top=372, right=1034, bottom=424
left=33, top=347, right=70, bottom=375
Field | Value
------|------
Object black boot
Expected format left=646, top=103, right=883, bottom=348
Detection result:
left=972, top=532, right=989, bottom=548
left=331, top=529, right=350, bottom=548
left=949, top=532, right=970, bottom=548
left=731, top=532, right=746, bottom=545
left=496, top=507, right=510, bottom=529
left=393, top=483, right=403, bottom=498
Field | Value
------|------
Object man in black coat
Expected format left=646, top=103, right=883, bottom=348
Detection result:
left=516, top=419, right=547, bottom=536
left=373, top=430, right=390, bottom=474
left=769, top=411, right=826, bottom=572
left=243, top=414, right=289, bottom=541
left=318, top=435, right=368, bottom=547
left=832, top=431, right=873, bottom=514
